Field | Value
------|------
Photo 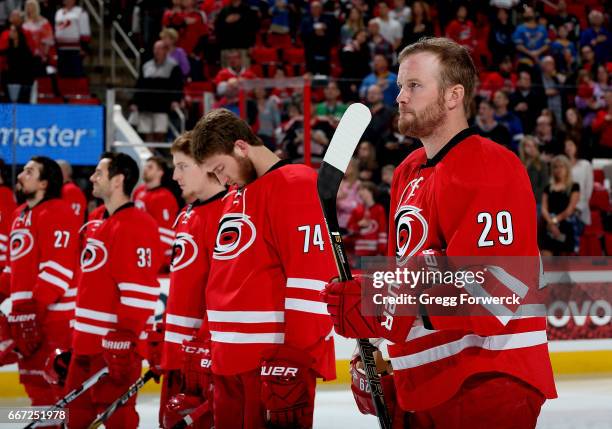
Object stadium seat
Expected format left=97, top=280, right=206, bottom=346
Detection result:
left=58, top=77, right=89, bottom=97
left=36, top=77, right=54, bottom=96
left=251, top=46, right=279, bottom=78
left=590, top=187, right=611, bottom=212
left=37, top=96, right=64, bottom=104
left=68, top=97, right=101, bottom=105
left=267, top=33, right=292, bottom=49
left=593, top=169, right=605, bottom=185
left=282, top=47, right=306, bottom=77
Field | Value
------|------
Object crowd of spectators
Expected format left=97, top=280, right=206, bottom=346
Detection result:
left=0, top=0, right=90, bottom=102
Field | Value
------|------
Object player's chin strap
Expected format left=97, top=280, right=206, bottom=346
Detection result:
left=23, top=366, right=109, bottom=429
left=170, top=400, right=211, bottom=429
left=86, top=369, right=158, bottom=429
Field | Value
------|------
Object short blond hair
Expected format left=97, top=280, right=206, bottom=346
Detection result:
left=398, top=37, right=477, bottom=113
left=160, top=27, right=179, bottom=43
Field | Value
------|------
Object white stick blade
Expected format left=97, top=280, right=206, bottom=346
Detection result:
left=323, top=103, right=372, bottom=173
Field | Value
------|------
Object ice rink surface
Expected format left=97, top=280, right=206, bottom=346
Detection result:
left=1, top=376, right=610, bottom=428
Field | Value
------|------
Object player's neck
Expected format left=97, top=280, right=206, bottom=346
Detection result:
left=421, top=116, right=469, bottom=159
left=250, top=145, right=281, bottom=178
left=26, top=191, right=45, bottom=208
left=105, top=194, right=131, bottom=215
left=146, top=179, right=161, bottom=190
left=197, top=184, right=225, bottom=201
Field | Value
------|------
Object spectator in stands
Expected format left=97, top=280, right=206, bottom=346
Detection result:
left=23, top=0, right=54, bottom=77
left=178, top=0, right=208, bottom=56
left=57, top=159, right=86, bottom=223
left=512, top=5, right=549, bottom=70
left=378, top=164, right=394, bottom=213
left=215, top=0, right=258, bottom=65
left=493, top=90, right=523, bottom=147
left=130, top=40, right=184, bottom=142
left=594, top=64, right=610, bottom=108
left=160, top=27, right=190, bottom=78
left=212, top=77, right=257, bottom=124
left=337, top=158, right=362, bottom=231
left=359, top=54, right=398, bottom=108
left=580, top=10, right=611, bottom=66
left=366, top=19, right=394, bottom=64
left=389, top=0, right=411, bottom=28
left=300, top=1, right=335, bottom=44
left=550, top=24, right=577, bottom=73
left=213, top=49, right=256, bottom=96
left=346, top=180, right=387, bottom=261
left=339, top=29, right=371, bottom=101
left=0, top=15, right=35, bottom=103
left=550, top=0, right=580, bottom=42
left=540, top=55, right=565, bottom=126
left=340, top=7, right=364, bottom=45
left=575, top=69, right=599, bottom=125
left=564, top=138, right=593, bottom=226
left=510, top=70, right=547, bottom=133
left=315, top=80, right=347, bottom=122
left=372, top=1, right=402, bottom=51
left=361, top=83, right=395, bottom=152
left=400, top=0, right=432, bottom=48
left=535, top=114, right=564, bottom=157
left=519, top=135, right=549, bottom=211
left=592, top=88, right=612, bottom=157
left=54, top=0, right=90, bottom=77
left=474, top=98, right=513, bottom=151
left=445, top=4, right=477, bottom=53
left=356, top=141, right=379, bottom=182
left=540, top=155, right=580, bottom=256
left=564, top=107, right=590, bottom=154
left=162, top=0, right=185, bottom=32
left=269, top=0, right=290, bottom=37
left=200, top=0, right=230, bottom=25
left=253, top=86, right=281, bottom=150
left=578, top=44, right=597, bottom=74
left=488, top=7, right=515, bottom=66
left=303, top=21, right=332, bottom=75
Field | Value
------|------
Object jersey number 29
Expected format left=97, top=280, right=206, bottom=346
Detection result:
left=477, top=211, right=513, bottom=247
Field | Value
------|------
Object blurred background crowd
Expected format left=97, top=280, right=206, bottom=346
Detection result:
left=0, top=0, right=610, bottom=260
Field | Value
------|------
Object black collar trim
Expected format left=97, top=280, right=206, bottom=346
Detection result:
left=421, top=127, right=477, bottom=168
left=193, top=190, right=227, bottom=207
left=264, top=159, right=291, bottom=176
left=108, top=202, right=134, bottom=218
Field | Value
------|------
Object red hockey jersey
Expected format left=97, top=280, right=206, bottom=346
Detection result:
left=0, top=185, right=16, bottom=274
left=134, top=186, right=179, bottom=267
left=6, top=199, right=80, bottom=321
left=385, top=129, right=557, bottom=411
left=61, top=181, right=87, bottom=224
left=206, top=162, right=336, bottom=379
left=72, top=203, right=162, bottom=355
left=162, top=191, right=225, bottom=370
left=347, top=203, right=387, bottom=256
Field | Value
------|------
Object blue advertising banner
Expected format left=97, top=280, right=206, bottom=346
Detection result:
left=0, top=103, right=104, bottom=165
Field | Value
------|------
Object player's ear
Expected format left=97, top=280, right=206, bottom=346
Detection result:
left=446, top=84, right=464, bottom=110
left=234, top=139, right=250, bottom=157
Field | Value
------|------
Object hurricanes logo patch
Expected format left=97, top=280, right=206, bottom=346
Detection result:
left=360, top=219, right=379, bottom=235
left=213, top=213, right=256, bottom=260
left=395, top=205, right=428, bottom=266
left=170, top=232, right=199, bottom=272
left=81, top=238, right=108, bottom=272
left=10, top=229, right=34, bottom=261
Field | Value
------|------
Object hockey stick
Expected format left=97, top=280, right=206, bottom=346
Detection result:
left=317, top=102, right=392, bottom=429
left=170, top=400, right=211, bottom=429
left=86, top=369, right=157, bottom=429
left=23, top=366, right=109, bottom=429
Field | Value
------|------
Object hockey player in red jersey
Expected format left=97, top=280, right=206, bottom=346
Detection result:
left=65, top=152, right=162, bottom=429
left=346, top=181, right=387, bottom=260
left=2, top=157, right=79, bottom=411
left=191, top=109, right=336, bottom=429
left=323, top=38, right=557, bottom=428
left=58, top=160, right=87, bottom=224
left=156, top=132, right=226, bottom=429
left=134, top=156, right=179, bottom=272
left=0, top=159, right=16, bottom=276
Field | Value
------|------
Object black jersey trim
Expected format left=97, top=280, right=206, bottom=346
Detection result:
left=264, top=159, right=292, bottom=176
left=421, top=127, right=478, bottom=168
left=108, top=202, right=134, bottom=218
left=192, top=190, right=227, bottom=208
